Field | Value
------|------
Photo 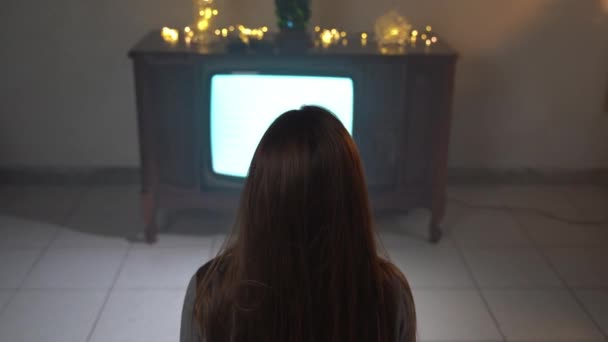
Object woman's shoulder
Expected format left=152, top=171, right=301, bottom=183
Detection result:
left=193, top=255, right=231, bottom=288
left=378, top=258, right=410, bottom=288
left=378, top=257, right=416, bottom=341
left=184, top=257, right=228, bottom=311
left=194, top=259, right=215, bottom=285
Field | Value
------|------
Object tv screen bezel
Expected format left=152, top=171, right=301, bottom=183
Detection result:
left=201, top=68, right=361, bottom=191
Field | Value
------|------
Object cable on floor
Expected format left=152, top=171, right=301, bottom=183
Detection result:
left=448, top=197, right=608, bottom=226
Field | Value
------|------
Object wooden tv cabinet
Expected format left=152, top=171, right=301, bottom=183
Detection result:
left=129, top=31, right=458, bottom=244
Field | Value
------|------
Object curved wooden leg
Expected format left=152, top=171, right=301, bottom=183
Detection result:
left=142, top=192, right=158, bottom=244
left=429, top=218, right=443, bottom=244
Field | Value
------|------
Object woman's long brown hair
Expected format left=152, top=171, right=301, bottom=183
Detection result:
left=195, top=106, right=416, bottom=342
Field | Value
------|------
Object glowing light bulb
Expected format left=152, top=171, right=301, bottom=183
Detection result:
left=262, top=26, right=268, bottom=32
left=426, top=25, right=432, bottom=31
left=340, top=31, right=347, bottom=38
left=425, top=39, right=431, bottom=46
left=421, top=33, right=427, bottom=40
left=411, top=30, right=418, bottom=37
left=228, top=26, right=234, bottom=31
left=214, top=29, right=221, bottom=35
left=321, top=30, right=333, bottom=46
left=183, top=26, right=194, bottom=39
left=361, top=32, right=368, bottom=39
left=197, top=19, right=209, bottom=31
left=390, top=28, right=399, bottom=36
left=431, top=36, right=438, bottom=43
left=161, top=27, right=179, bottom=43
left=212, top=9, right=219, bottom=15
left=221, top=28, right=228, bottom=37
left=314, top=26, right=321, bottom=32
left=204, top=8, right=212, bottom=19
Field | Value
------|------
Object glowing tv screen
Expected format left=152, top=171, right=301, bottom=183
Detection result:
left=210, top=74, right=354, bottom=178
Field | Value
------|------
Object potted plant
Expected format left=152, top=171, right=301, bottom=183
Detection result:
left=275, top=0, right=312, bottom=48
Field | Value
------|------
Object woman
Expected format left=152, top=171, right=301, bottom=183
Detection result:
left=180, top=106, right=416, bottom=342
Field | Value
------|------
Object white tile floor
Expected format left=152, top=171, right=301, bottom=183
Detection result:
left=0, top=184, right=606, bottom=342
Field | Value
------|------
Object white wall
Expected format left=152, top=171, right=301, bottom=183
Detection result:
left=0, top=0, right=607, bottom=169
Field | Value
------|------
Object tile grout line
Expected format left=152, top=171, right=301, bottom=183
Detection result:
left=509, top=198, right=608, bottom=342
left=85, top=243, right=133, bottom=342
left=555, top=187, right=608, bottom=341
left=0, top=186, right=93, bottom=323
left=82, top=168, right=132, bottom=342
left=0, top=186, right=31, bottom=318
left=15, top=186, right=91, bottom=291
left=557, top=185, right=607, bottom=222
left=0, top=183, right=25, bottom=315
left=450, top=236, right=507, bottom=342
left=450, top=188, right=518, bottom=342
left=59, top=185, right=93, bottom=235
left=0, top=290, right=16, bottom=318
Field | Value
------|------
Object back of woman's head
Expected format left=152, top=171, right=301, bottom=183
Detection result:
left=196, top=106, right=416, bottom=342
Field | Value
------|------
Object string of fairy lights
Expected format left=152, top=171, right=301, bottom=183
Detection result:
left=160, top=4, right=439, bottom=50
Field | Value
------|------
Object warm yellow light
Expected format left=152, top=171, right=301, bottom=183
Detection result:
left=221, top=28, right=228, bottom=37
left=340, top=31, right=347, bottom=38
left=237, top=25, right=264, bottom=43
left=331, top=28, right=337, bottom=34
left=262, top=26, right=268, bottom=32
left=425, top=39, right=431, bottom=46
left=361, top=32, right=368, bottom=39
left=426, top=25, right=432, bottom=31
left=161, top=27, right=179, bottom=43
left=199, top=10, right=205, bottom=16
left=314, top=26, right=321, bottom=32
left=183, top=26, right=194, bottom=38
left=342, top=39, right=348, bottom=46
left=411, top=30, right=418, bottom=37
left=421, top=34, right=427, bottom=40
left=197, top=19, right=209, bottom=31
left=375, top=11, right=411, bottom=47
left=214, top=29, right=221, bottom=35
left=204, top=8, right=213, bottom=19
left=184, top=36, right=192, bottom=44
left=431, top=36, right=438, bottom=43
left=321, top=30, right=333, bottom=46
left=361, top=39, right=367, bottom=46
left=212, top=9, right=219, bottom=15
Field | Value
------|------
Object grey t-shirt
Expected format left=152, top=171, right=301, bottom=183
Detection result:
left=180, top=262, right=411, bottom=342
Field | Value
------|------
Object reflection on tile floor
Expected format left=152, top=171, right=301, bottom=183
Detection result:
left=0, top=184, right=607, bottom=342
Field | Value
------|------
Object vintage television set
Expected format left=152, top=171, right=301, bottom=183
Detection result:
left=130, top=32, right=457, bottom=243
left=203, top=72, right=356, bottom=189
